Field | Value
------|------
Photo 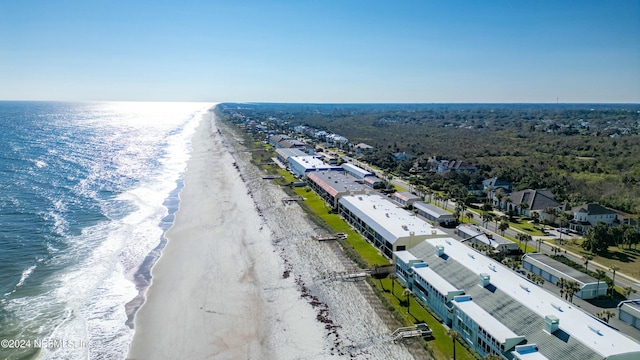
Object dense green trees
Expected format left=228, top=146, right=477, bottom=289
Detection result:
left=217, top=103, right=640, bottom=214
left=581, top=222, right=640, bottom=255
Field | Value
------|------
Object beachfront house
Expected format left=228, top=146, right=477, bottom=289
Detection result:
left=337, top=193, right=447, bottom=258
left=306, top=171, right=370, bottom=209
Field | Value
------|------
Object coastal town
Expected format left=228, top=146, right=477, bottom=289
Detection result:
left=216, top=104, right=640, bottom=360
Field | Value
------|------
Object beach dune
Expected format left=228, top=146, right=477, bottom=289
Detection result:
left=127, top=111, right=326, bottom=359
left=128, top=110, right=415, bottom=360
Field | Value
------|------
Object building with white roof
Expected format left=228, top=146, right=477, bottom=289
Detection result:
left=341, top=162, right=372, bottom=180
left=457, top=224, right=520, bottom=254
left=618, top=300, right=640, bottom=330
left=337, top=193, right=447, bottom=257
left=391, top=191, right=422, bottom=207
left=363, top=175, right=382, bottom=189
left=288, top=156, right=342, bottom=178
left=414, top=201, right=458, bottom=228
left=306, top=171, right=370, bottom=208
left=275, top=148, right=307, bottom=166
left=453, top=295, right=526, bottom=355
left=522, top=253, right=606, bottom=299
left=394, top=237, right=640, bottom=360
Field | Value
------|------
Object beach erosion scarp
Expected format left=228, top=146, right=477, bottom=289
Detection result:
left=127, top=110, right=415, bottom=359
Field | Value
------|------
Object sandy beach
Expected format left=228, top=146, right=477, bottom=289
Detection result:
left=127, top=110, right=415, bottom=359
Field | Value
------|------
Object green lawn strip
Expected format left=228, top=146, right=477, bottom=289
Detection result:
left=375, top=278, right=478, bottom=360
left=393, top=183, right=408, bottom=192
left=507, top=221, right=545, bottom=236
left=556, top=241, right=640, bottom=279
left=292, top=187, right=389, bottom=266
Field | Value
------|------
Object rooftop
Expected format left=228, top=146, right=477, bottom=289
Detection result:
left=522, top=253, right=598, bottom=285
left=307, top=171, right=368, bottom=197
left=453, top=296, right=523, bottom=343
left=275, top=148, right=307, bottom=158
left=618, top=299, right=640, bottom=316
left=341, top=162, right=372, bottom=177
left=289, top=156, right=341, bottom=171
left=405, top=238, right=640, bottom=359
left=458, top=224, right=518, bottom=247
left=413, top=201, right=454, bottom=217
left=393, top=191, right=421, bottom=202
left=573, top=203, right=618, bottom=216
left=394, top=250, right=421, bottom=264
left=338, top=194, right=446, bottom=243
left=414, top=266, right=461, bottom=296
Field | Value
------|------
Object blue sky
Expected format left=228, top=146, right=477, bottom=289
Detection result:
left=1, top=0, right=638, bottom=103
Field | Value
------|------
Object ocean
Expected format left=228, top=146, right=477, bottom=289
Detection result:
left=0, top=101, right=212, bottom=359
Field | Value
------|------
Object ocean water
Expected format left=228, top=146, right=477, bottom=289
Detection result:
left=0, top=101, right=212, bottom=359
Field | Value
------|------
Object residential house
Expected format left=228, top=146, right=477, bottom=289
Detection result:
left=436, top=159, right=477, bottom=174
left=569, top=203, right=618, bottom=234
left=353, top=143, right=374, bottom=157
left=504, top=189, right=560, bottom=217
left=482, top=178, right=513, bottom=206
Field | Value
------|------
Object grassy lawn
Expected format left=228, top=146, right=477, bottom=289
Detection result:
left=293, top=186, right=390, bottom=266
left=377, top=278, right=477, bottom=360
left=393, top=183, right=408, bottom=192
left=507, top=220, right=545, bottom=236
left=554, top=240, right=640, bottom=278
left=289, top=187, right=479, bottom=358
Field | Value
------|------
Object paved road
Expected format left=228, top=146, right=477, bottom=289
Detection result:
left=343, top=155, right=640, bottom=294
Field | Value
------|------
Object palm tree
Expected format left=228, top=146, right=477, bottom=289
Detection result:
left=465, top=210, right=474, bottom=223
left=583, top=254, right=594, bottom=273
left=609, top=265, right=619, bottom=297
left=481, top=211, right=492, bottom=228
left=531, top=211, right=540, bottom=229
left=567, top=281, right=581, bottom=303
left=536, top=238, right=544, bottom=252
left=516, top=232, right=528, bottom=250
left=403, top=289, right=413, bottom=314
left=522, top=234, right=532, bottom=253
left=595, top=269, right=606, bottom=299
left=544, top=206, right=558, bottom=226
left=596, top=310, right=616, bottom=323
left=623, top=286, right=637, bottom=299
left=447, top=329, right=460, bottom=360
left=372, top=264, right=384, bottom=289
left=604, top=277, right=614, bottom=298
left=499, top=220, right=509, bottom=236
left=388, top=273, right=397, bottom=296
left=518, top=202, right=529, bottom=216
left=494, top=188, right=505, bottom=209
left=558, top=211, right=569, bottom=243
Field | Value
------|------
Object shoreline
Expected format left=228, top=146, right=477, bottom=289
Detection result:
left=124, top=178, right=184, bottom=329
left=127, top=109, right=415, bottom=359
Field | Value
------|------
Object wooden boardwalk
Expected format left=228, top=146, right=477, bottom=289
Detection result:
left=391, top=324, right=432, bottom=342
left=281, top=196, right=304, bottom=205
